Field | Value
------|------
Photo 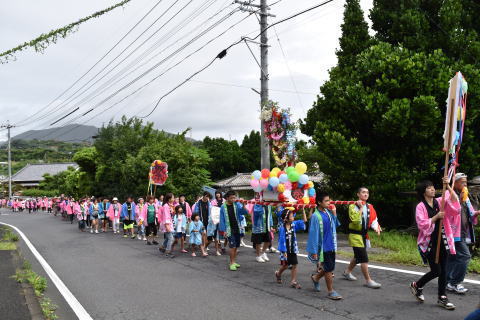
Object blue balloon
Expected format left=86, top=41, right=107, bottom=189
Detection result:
left=252, top=170, right=261, bottom=180
left=298, top=183, right=304, bottom=188
left=268, top=185, right=273, bottom=191
left=269, top=177, right=280, bottom=187
left=299, top=174, right=309, bottom=185
left=308, top=188, right=315, bottom=197
left=279, top=174, right=289, bottom=183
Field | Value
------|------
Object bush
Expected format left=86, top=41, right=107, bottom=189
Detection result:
left=21, top=189, right=58, bottom=198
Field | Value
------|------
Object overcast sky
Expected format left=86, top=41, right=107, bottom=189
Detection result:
left=0, top=0, right=373, bottom=142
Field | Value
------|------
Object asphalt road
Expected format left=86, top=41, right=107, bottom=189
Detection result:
left=0, top=209, right=479, bottom=320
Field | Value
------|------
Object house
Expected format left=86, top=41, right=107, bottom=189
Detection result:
left=212, top=172, right=325, bottom=199
left=5, top=163, right=78, bottom=189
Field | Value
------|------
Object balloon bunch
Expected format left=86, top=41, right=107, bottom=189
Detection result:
left=250, top=162, right=316, bottom=204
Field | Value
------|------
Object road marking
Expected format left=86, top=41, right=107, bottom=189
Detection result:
left=0, top=222, right=93, bottom=320
left=244, top=245, right=480, bottom=285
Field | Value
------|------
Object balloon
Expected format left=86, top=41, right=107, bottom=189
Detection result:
left=279, top=174, right=289, bottom=183
left=302, top=196, right=310, bottom=204
left=252, top=170, right=261, bottom=180
left=278, top=193, right=287, bottom=202
left=284, top=181, right=292, bottom=190
left=253, top=185, right=263, bottom=193
left=271, top=167, right=281, bottom=175
left=277, top=170, right=286, bottom=178
left=288, top=171, right=299, bottom=182
left=277, top=184, right=285, bottom=193
left=309, top=196, right=316, bottom=204
left=298, top=183, right=304, bottom=189
left=261, top=169, right=270, bottom=179
left=307, top=181, right=314, bottom=188
left=297, top=198, right=304, bottom=204
left=292, top=182, right=298, bottom=191
left=303, top=184, right=310, bottom=190
left=299, top=174, right=309, bottom=185
left=286, top=166, right=295, bottom=174
left=250, top=179, right=259, bottom=188
left=269, top=171, right=277, bottom=178
left=269, top=177, right=280, bottom=187
left=308, top=188, right=316, bottom=197
left=268, top=185, right=273, bottom=191
left=295, top=162, right=307, bottom=175
left=259, top=178, right=269, bottom=189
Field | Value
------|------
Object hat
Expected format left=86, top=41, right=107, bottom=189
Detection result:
left=455, top=173, right=468, bottom=181
left=138, top=197, right=144, bottom=201
left=112, top=197, right=118, bottom=201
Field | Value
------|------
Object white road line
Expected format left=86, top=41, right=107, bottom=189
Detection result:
left=244, top=245, right=480, bottom=285
left=0, top=222, right=93, bottom=320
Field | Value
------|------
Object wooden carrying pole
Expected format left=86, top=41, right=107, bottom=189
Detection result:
left=436, top=75, right=459, bottom=263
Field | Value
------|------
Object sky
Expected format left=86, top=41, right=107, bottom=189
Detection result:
left=0, top=0, right=373, bottom=142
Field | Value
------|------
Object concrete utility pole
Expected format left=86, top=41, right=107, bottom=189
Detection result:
left=1, top=121, right=15, bottom=200
left=235, top=0, right=274, bottom=169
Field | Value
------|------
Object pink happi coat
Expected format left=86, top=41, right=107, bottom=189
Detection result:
left=158, top=203, right=174, bottom=232
left=66, top=202, right=81, bottom=215
left=107, top=203, right=122, bottom=221
left=138, top=203, right=161, bottom=226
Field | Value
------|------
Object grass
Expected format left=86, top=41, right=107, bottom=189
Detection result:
left=338, top=230, right=480, bottom=274
left=0, top=226, right=19, bottom=250
left=0, top=242, right=16, bottom=250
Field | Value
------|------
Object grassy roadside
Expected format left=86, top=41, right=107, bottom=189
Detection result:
left=338, top=230, right=480, bottom=274
left=0, top=226, right=58, bottom=320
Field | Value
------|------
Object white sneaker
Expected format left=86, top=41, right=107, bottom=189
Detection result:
left=137, top=235, right=141, bottom=240
left=262, top=252, right=269, bottom=262
left=256, top=256, right=265, bottom=263
left=90, top=230, right=93, bottom=234
left=343, top=271, right=357, bottom=281
left=216, top=251, right=221, bottom=256
left=366, top=280, right=382, bottom=289
left=95, top=230, right=99, bottom=234
left=142, top=236, right=147, bottom=241
left=447, top=283, right=468, bottom=294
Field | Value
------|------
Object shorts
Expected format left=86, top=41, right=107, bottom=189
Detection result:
left=280, top=253, right=298, bottom=266
left=175, top=232, right=185, bottom=239
left=123, top=220, right=134, bottom=229
left=320, top=251, right=336, bottom=272
left=207, top=225, right=220, bottom=241
left=227, top=233, right=241, bottom=248
left=145, top=224, right=157, bottom=236
left=353, top=246, right=369, bottom=264
left=251, top=232, right=270, bottom=245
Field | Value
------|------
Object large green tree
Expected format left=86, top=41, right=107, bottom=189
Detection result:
left=201, top=137, right=246, bottom=181
left=301, top=0, right=480, bottom=227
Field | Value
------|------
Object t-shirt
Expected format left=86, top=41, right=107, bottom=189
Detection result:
left=227, top=204, right=239, bottom=235
left=460, top=202, right=469, bottom=240
left=126, top=203, right=132, bottom=219
left=285, top=226, right=294, bottom=254
left=200, top=200, right=209, bottom=225
left=114, top=204, right=119, bottom=217
left=320, top=210, right=335, bottom=252
left=147, top=204, right=156, bottom=224
left=176, top=215, right=184, bottom=233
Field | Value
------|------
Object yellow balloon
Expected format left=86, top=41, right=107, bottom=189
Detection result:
left=308, top=181, right=314, bottom=188
left=295, top=162, right=307, bottom=175
left=277, top=184, right=285, bottom=193
left=302, top=196, right=310, bottom=204
left=269, top=171, right=277, bottom=178
left=271, top=167, right=280, bottom=174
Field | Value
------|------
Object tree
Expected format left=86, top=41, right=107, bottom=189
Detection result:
left=240, top=131, right=261, bottom=172
left=201, top=137, right=245, bottom=181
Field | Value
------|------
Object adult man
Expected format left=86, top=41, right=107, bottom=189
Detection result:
left=343, top=187, right=382, bottom=289
left=447, top=173, right=479, bottom=294
left=219, top=191, right=248, bottom=271
left=307, top=191, right=342, bottom=300
left=252, top=203, right=274, bottom=263
left=121, top=196, right=137, bottom=239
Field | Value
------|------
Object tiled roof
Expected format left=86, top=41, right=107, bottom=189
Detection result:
left=213, top=172, right=325, bottom=190
left=10, top=163, right=78, bottom=182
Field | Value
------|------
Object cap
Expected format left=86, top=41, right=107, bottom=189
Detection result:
left=455, top=173, right=468, bottom=181
left=112, top=197, right=118, bottom=201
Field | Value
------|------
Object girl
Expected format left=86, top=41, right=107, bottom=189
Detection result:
left=66, top=198, right=76, bottom=224
left=136, top=198, right=146, bottom=241
left=410, top=178, right=459, bottom=310
left=189, top=213, right=207, bottom=257
left=89, top=198, right=101, bottom=234
left=159, top=193, right=175, bottom=258
left=275, top=208, right=307, bottom=289
left=140, top=196, right=159, bottom=245
left=77, top=200, right=88, bottom=232
left=107, top=197, right=122, bottom=234
left=172, top=205, right=188, bottom=253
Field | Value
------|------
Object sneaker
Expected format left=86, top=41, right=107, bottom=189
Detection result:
left=311, top=274, right=321, bottom=292
left=142, top=236, right=147, bottom=241
left=216, top=251, right=221, bottom=256
left=146, top=241, right=152, bottom=245
left=269, top=247, right=277, bottom=253
left=233, top=263, right=240, bottom=268
left=95, top=230, right=99, bottom=234
left=343, top=271, right=357, bottom=281
left=137, top=235, right=142, bottom=240
left=123, top=234, right=128, bottom=238
left=131, top=235, right=136, bottom=239
left=229, top=264, right=237, bottom=271
left=446, top=283, right=468, bottom=294
left=191, top=252, right=196, bottom=257
left=152, top=240, right=159, bottom=245
left=181, top=249, right=188, bottom=253
left=365, top=280, right=382, bottom=289
left=256, top=256, right=266, bottom=263
left=262, top=252, right=270, bottom=262
left=410, top=282, right=425, bottom=302
left=90, top=230, right=94, bottom=234
left=437, top=296, right=455, bottom=310
left=327, top=291, right=343, bottom=300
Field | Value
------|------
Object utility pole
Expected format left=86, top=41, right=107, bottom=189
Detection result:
left=1, top=121, right=15, bottom=200
left=235, top=0, right=274, bottom=169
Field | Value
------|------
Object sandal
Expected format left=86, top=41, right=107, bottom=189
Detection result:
left=290, top=281, right=302, bottom=289
left=275, top=271, right=282, bottom=284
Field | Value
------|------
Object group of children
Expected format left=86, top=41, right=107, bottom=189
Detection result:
left=1, top=197, right=52, bottom=213
left=2, top=176, right=477, bottom=312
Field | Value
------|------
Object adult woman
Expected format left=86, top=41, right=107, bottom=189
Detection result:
left=89, top=198, right=101, bottom=234
left=410, top=177, right=459, bottom=310
left=159, top=193, right=175, bottom=258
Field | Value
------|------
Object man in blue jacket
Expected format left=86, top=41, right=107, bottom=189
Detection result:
left=121, top=196, right=137, bottom=239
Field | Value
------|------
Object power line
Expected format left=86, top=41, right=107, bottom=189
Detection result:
left=188, top=79, right=317, bottom=95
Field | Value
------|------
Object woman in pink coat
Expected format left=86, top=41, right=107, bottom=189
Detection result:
left=158, top=193, right=175, bottom=257
left=410, top=177, right=459, bottom=310
left=107, top=198, right=122, bottom=234
left=139, top=196, right=160, bottom=245
left=66, top=198, right=80, bottom=224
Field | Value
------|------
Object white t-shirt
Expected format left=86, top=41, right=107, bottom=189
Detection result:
left=176, top=215, right=183, bottom=233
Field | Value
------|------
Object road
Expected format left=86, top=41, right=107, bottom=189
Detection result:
left=0, top=209, right=478, bottom=320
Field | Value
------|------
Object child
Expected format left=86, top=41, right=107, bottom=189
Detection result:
left=140, top=196, right=159, bottom=245
left=189, top=213, right=207, bottom=257
left=275, top=207, right=306, bottom=289
left=307, top=192, right=342, bottom=300
left=172, top=205, right=188, bottom=253
left=136, top=198, right=146, bottom=241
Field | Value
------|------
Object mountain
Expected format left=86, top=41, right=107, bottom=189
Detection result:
left=13, top=124, right=98, bottom=143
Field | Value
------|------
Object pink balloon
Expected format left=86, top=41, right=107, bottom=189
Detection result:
left=250, top=179, right=259, bottom=188
left=284, top=181, right=292, bottom=190
left=259, top=178, right=269, bottom=190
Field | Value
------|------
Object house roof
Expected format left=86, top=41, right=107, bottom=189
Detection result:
left=9, top=163, right=78, bottom=183
left=213, top=172, right=325, bottom=191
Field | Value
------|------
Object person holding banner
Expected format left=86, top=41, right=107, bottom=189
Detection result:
left=410, top=178, right=458, bottom=310
left=343, top=187, right=382, bottom=289
left=446, top=173, right=479, bottom=294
